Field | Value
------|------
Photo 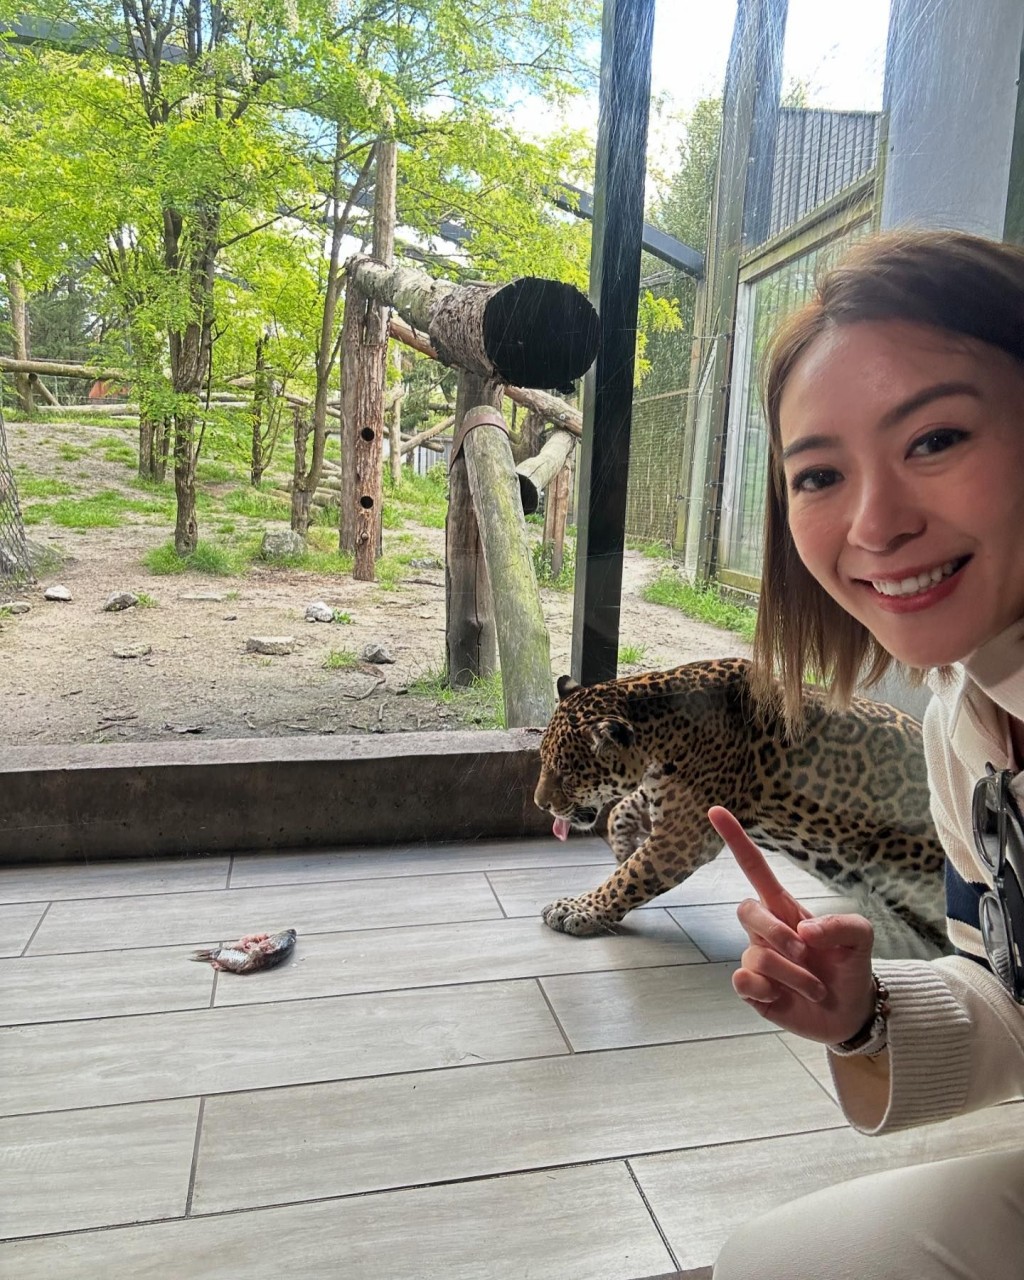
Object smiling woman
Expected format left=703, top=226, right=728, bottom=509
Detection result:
left=710, top=230, right=1024, bottom=1280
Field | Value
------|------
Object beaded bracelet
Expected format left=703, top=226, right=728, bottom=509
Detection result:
left=830, top=974, right=890, bottom=1057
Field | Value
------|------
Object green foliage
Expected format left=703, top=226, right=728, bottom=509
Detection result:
left=627, top=537, right=672, bottom=559
left=332, top=609, right=353, bottom=625
left=323, top=648, right=359, bottom=670
left=408, top=666, right=505, bottom=729
left=223, top=486, right=291, bottom=521
left=533, top=537, right=576, bottom=591
left=13, top=473, right=74, bottom=499
left=23, top=489, right=170, bottom=528
left=642, top=569, right=757, bottom=642
left=57, top=444, right=86, bottom=462
left=618, top=642, right=648, bottom=665
left=136, top=592, right=158, bottom=608
left=143, top=540, right=246, bottom=576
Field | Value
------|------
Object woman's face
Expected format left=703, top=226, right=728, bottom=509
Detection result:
left=779, top=319, right=1024, bottom=667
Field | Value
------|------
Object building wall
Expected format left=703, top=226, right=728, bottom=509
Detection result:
left=882, top=0, right=1024, bottom=235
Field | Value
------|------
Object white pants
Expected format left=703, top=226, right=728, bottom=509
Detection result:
left=712, top=1147, right=1024, bottom=1280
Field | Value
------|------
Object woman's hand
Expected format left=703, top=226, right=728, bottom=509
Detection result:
left=708, top=806, right=878, bottom=1044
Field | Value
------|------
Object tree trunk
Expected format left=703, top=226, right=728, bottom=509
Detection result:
left=461, top=409, right=555, bottom=727
left=8, top=263, right=33, bottom=415
left=251, top=335, right=268, bottom=487
left=445, top=373, right=500, bottom=687
left=139, top=416, right=154, bottom=480
left=0, top=355, right=130, bottom=382
left=290, top=405, right=313, bottom=534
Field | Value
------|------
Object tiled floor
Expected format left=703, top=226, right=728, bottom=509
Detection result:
left=1, top=836, right=1018, bottom=1278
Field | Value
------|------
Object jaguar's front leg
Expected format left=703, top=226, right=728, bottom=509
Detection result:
left=605, top=788, right=651, bottom=862
left=542, top=819, right=720, bottom=936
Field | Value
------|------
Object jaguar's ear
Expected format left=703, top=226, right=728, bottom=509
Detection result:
left=588, top=717, right=635, bottom=758
left=556, top=675, right=579, bottom=700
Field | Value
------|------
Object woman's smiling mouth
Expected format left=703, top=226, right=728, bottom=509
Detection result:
left=855, top=556, right=971, bottom=611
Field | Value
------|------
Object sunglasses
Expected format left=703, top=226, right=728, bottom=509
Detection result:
left=972, top=764, right=1024, bottom=1003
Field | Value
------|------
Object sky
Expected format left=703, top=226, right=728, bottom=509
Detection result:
left=518, top=0, right=893, bottom=195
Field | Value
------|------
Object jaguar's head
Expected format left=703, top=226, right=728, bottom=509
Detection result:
left=534, top=675, right=645, bottom=837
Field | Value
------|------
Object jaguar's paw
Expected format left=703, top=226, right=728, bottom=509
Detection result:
left=541, top=897, right=610, bottom=936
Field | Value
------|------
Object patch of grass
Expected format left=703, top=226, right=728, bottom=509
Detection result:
left=642, top=569, right=757, bottom=642
left=323, top=647, right=359, bottom=670
left=102, top=444, right=137, bottom=466
left=13, top=474, right=74, bottom=499
left=23, top=489, right=169, bottom=529
left=618, top=642, right=648, bottom=665
left=197, top=459, right=239, bottom=484
left=627, top=537, right=672, bottom=559
left=332, top=609, right=353, bottom=624
left=374, top=551, right=418, bottom=591
left=223, top=486, right=291, bottom=521
left=136, top=591, right=158, bottom=608
left=533, top=538, right=576, bottom=591
left=386, top=464, right=448, bottom=530
left=247, top=525, right=355, bottom=575
left=217, top=521, right=236, bottom=534
left=143, top=540, right=246, bottom=576
left=409, top=666, right=505, bottom=729
left=381, top=504, right=405, bottom=529
left=57, top=443, right=87, bottom=461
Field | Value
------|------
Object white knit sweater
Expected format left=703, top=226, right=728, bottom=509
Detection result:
left=829, top=618, right=1024, bottom=1134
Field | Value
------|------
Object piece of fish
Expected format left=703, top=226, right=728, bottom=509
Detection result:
left=191, top=929, right=297, bottom=974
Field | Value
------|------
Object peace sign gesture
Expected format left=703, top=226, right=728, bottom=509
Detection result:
left=708, top=806, right=878, bottom=1045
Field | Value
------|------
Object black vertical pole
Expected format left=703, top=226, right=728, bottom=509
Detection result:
left=570, top=0, right=656, bottom=687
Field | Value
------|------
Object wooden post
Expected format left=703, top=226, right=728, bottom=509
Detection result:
left=514, top=428, right=577, bottom=514
left=542, top=458, right=573, bottom=580
left=460, top=407, right=556, bottom=727
left=8, top=263, right=33, bottom=415
left=446, top=373, right=499, bottom=687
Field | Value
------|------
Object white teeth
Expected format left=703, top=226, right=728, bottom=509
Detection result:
left=871, top=560, right=959, bottom=597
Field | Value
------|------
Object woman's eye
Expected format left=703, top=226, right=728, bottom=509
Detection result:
left=790, top=466, right=840, bottom=494
left=908, top=427, right=969, bottom=457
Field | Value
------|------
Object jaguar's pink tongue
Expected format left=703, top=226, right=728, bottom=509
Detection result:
left=552, top=817, right=571, bottom=841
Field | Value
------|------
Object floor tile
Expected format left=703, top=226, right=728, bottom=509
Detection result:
left=540, top=963, right=770, bottom=1050
left=777, top=1032, right=836, bottom=1098
left=1, top=979, right=567, bottom=1115
left=668, top=897, right=856, bottom=962
left=214, top=910, right=703, bottom=1008
left=229, top=836, right=614, bottom=887
left=0, top=1161, right=674, bottom=1279
left=0, top=903, right=47, bottom=957
left=0, top=1098, right=198, bottom=1239
left=630, top=1104, right=1024, bottom=1271
left=0, top=945, right=216, bottom=1025
left=0, top=855, right=230, bottom=904
left=489, top=852, right=839, bottom=919
left=26, top=872, right=503, bottom=955
left=191, top=1037, right=842, bottom=1214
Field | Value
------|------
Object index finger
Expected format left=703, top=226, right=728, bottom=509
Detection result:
left=707, top=805, right=790, bottom=908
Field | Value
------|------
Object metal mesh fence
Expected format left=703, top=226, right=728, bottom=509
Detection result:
left=0, top=398, right=35, bottom=587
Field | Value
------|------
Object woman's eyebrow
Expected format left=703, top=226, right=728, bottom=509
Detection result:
left=781, top=381, right=981, bottom=463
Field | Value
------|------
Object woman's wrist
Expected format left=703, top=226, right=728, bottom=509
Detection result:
left=831, top=974, right=890, bottom=1057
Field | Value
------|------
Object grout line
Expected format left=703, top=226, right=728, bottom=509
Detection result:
left=482, top=871, right=509, bottom=918
left=663, top=911, right=717, bottom=964
left=225, top=854, right=235, bottom=890
left=625, top=1157, right=682, bottom=1272
left=774, top=1032, right=840, bottom=1105
left=533, top=977, right=575, bottom=1053
left=0, top=857, right=618, bottom=910
left=184, top=1096, right=207, bottom=1216
left=18, top=901, right=52, bottom=957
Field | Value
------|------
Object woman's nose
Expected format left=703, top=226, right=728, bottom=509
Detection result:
left=846, top=473, right=925, bottom=553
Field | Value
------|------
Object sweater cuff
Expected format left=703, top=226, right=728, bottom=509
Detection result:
left=829, top=960, right=972, bottom=1134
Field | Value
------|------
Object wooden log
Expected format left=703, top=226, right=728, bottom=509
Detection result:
left=515, top=428, right=578, bottom=515
left=399, top=414, right=455, bottom=456
left=446, top=374, right=499, bottom=687
left=348, top=258, right=599, bottom=392
left=460, top=406, right=555, bottom=727
left=228, top=376, right=342, bottom=421
left=0, top=355, right=130, bottom=381
left=386, top=317, right=583, bottom=435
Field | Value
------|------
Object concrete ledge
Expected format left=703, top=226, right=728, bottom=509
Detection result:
left=0, top=729, right=550, bottom=863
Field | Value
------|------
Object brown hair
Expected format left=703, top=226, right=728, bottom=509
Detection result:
left=752, top=229, right=1024, bottom=730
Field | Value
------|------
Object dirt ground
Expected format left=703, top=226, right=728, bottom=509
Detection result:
left=0, top=416, right=750, bottom=748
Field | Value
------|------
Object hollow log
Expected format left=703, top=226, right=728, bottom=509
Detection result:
left=515, top=428, right=578, bottom=515
left=386, top=317, right=583, bottom=435
left=459, top=405, right=555, bottom=727
left=348, top=257, right=598, bottom=392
